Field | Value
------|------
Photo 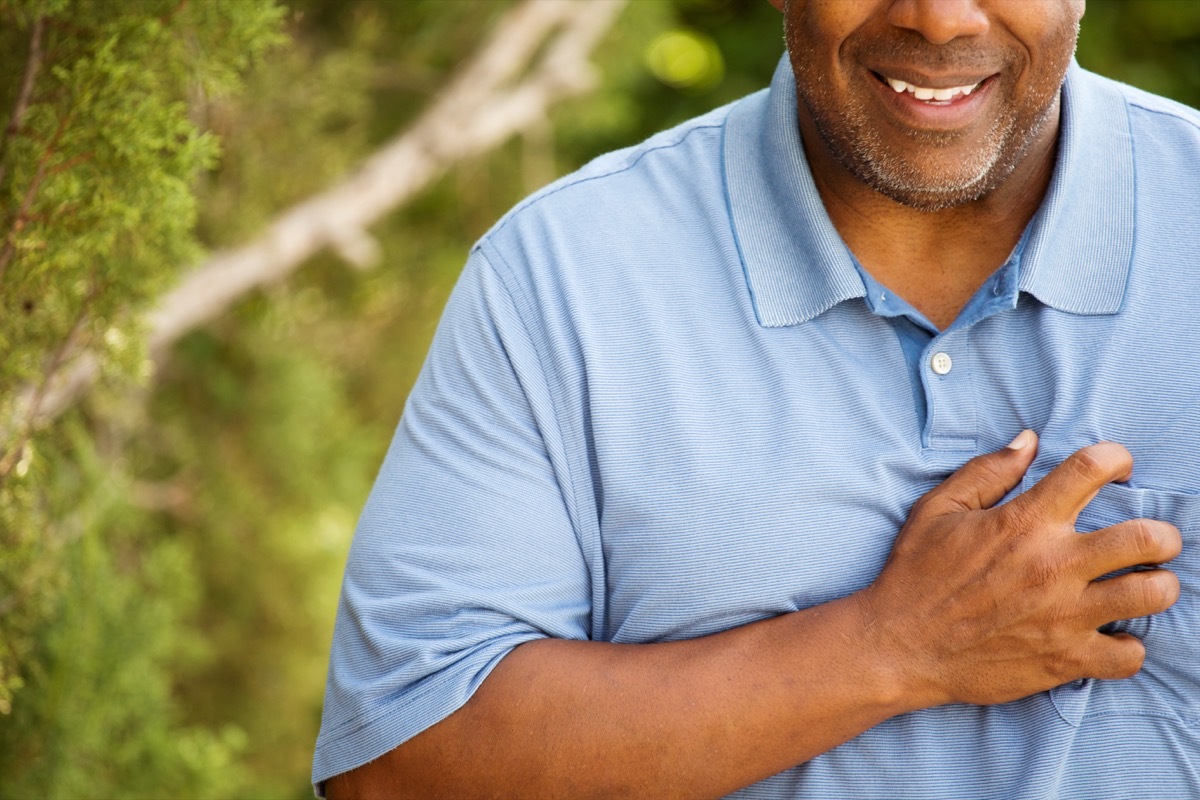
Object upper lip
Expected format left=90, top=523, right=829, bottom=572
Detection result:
left=870, top=68, right=997, bottom=89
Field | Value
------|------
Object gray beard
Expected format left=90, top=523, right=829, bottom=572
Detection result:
left=796, top=84, right=1057, bottom=212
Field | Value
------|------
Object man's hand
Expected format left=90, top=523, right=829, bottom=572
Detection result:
left=860, top=432, right=1183, bottom=710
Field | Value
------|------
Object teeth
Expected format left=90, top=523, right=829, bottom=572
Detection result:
left=884, top=75, right=981, bottom=102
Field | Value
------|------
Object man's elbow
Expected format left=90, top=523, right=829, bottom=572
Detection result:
left=323, top=747, right=414, bottom=800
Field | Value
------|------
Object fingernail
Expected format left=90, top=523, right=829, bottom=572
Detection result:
left=1006, top=429, right=1033, bottom=450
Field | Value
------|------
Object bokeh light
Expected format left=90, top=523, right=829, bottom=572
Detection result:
left=644, top=29, right=725, bottom=91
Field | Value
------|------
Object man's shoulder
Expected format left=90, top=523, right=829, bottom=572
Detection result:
left=1080, top=67, right=1200, bottom=136
left=475, top=93, right=757, bottom=258
left=536, top=100, right=739, bottom=193
left=1117, top=82, right=1200, bottom=130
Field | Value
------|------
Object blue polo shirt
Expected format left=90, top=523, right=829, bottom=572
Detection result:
left=314, top=56, right=1200, bottom=798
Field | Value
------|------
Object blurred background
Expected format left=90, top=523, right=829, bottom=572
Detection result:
left=0, top=1, right=1197, bottom=797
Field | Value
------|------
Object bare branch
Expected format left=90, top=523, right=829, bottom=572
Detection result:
left=0, top=0, right=626, bottom=450
left=145, top=0, right=624, bottom=353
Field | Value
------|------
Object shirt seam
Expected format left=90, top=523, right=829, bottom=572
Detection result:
left=720, top=105, right=762, bottom=328
left=1126, top=99, right=1200, bottom=132
left=473, top=242, right=592, bottom=581
left=1122, top=93, right=1140, bottom=316
left=488, top=122, right=727, bottom=241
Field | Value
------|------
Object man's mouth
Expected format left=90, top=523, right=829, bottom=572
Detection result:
left=873, top=72, right=990, bottom=106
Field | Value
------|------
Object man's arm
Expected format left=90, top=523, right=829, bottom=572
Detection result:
left=327, top=435, right=1182, bottom=799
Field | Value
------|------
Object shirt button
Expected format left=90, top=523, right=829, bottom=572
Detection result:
left=930, top=351, right=953, bottom=375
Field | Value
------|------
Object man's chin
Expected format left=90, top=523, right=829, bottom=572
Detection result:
left=849, top=159, right=1003, bottom=213
left=871, top=181, right=993, bottom=213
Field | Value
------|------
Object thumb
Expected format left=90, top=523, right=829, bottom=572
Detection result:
left=922, top=430, right=1038, bottom=515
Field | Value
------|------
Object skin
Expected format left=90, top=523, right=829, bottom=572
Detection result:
left=328, top=3, right=1181, bottom=798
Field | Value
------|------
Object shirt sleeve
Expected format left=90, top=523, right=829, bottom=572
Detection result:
left=312, top=248, right=591, bottom=788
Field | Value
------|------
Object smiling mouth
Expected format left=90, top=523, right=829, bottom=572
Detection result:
left=872, top=71, right=989, bottom=105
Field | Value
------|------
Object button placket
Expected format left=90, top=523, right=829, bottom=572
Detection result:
left=923, top=332, right=977, bottom=451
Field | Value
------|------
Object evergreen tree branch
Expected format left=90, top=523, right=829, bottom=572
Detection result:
left=0, top=108, right=71, bottom=287
left=0, top=14, right=45, bottom=193
left=0, top=0, right=626, bottom=457
left=159, top=0, right=191, bottom=26
left=144, top=0, right=625, bottom=351
left=0, top=160, right=48, bottom=286
left=0, top=14, right=48, bottom=287
left=0, top=282, right=98, bottom=482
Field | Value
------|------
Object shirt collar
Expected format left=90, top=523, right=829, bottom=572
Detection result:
left=1016, top=63, right=1135, bottom=315
left=725, top=57, right=1135, bottom=328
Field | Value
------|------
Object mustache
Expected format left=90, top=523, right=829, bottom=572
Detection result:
left=854, top=33, right=1011, bottom=74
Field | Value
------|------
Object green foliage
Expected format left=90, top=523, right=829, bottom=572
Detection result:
left=0, top=0, right=285, bottom=399
left=0, top=0, right=285, bottom=796
left=0, top=426, right=248, bottom=798
left=134, top=312, right=376, bottom=796
left=1076, top=0, right=1200, bottom=108
left=195, top=7, right=378, bottom=248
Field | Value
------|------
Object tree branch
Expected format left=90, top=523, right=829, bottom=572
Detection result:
left=145, top=0, right=623, bottom=352
left=0, top=15, right=46, bottom=193
left=0, top=147, right=52, bottom=286
left=0, top=106, right=72, bottom=288
left=0, top=0, right=626, bottom=455
left=0, top=281, right=98, bottom=481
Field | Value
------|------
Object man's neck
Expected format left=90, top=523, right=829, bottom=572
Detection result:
left=801, top=106, right=1060, bottom=332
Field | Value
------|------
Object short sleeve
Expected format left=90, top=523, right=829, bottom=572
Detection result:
left=312, top=249, right=591, bottom=788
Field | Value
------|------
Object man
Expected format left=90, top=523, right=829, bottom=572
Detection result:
left=315, top=1, right=1200, bottom=797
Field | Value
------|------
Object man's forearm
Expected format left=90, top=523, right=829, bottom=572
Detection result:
left=327, top=592, right=915, bottom=800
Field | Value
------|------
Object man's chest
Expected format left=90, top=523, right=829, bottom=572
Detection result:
left=578, top=298, right=1200, bottom=663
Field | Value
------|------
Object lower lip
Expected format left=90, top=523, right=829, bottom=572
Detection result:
left=871, top=73, right=996, bottom=129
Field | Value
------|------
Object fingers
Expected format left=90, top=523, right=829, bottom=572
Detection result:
left=1073, top=519, right=1183, bottom=579
left=1081, top=567, right=1181, bottom=629
left=1083, top=631, right=1146, bottom=681
left=920, top=429, right=1038, bottom=515
left=1017, top=441, right=1134, bottom=522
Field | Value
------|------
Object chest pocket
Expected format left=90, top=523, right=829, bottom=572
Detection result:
left=1022, top=474, right=1200, bottom=727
